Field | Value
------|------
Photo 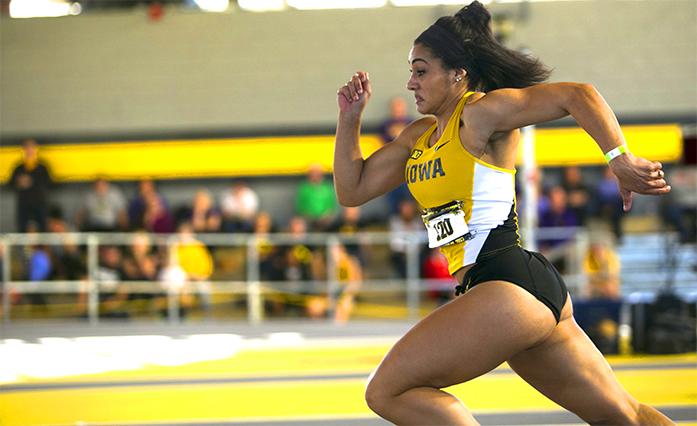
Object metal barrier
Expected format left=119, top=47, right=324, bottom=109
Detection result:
left=0, top=228, right=591, bottom=325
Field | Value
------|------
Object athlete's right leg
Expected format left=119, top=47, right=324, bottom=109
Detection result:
left=364, top=280, right=558, bottom=425
left=507, top=295, right=674, bottom=425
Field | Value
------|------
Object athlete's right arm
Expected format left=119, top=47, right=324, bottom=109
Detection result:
left=334, top=71, right=422, bottom=206
left=333, top=71, right=415, bottom=207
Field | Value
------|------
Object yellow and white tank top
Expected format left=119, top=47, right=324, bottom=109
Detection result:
left=405, top=92, right=519, bottom=274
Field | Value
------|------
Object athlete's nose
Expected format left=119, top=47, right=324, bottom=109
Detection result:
left=406, top=75, right=417, bottom=91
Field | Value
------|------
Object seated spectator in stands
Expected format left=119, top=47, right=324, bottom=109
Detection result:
left=128, top=178, right=158, bottom=231
left=254, top=211, right=282, bottom=281
left=583, top=241, right=621, bottom=300
left=46, top=205, right=87, bottom=287
left=46, top=205, right=71, bottom=233
left=327, top=206, right=374, bottom=265
left=389, top=199, right=424, bottom=278
left=379, top=96, right=412, bottom=145
left=538, top=185, right=579, bottom=249
left=50, top=235, right=86, bottom=282
left=123, top=232, right=159, bottom=306
left=295, top=164, right=337, bottom=230
left=176, top=189, right=222, bottom=233
left=9, top=138, right=53, bottom=232
left=660, top=166, right=697, bottom=243
left=75, top=178, right=128, bottom=232
left=422, top=248, right=454, bottom=306
left=306, top=243, right=362, bottom=323
left=23, top=244, right=52, bottom=307
left=143, top=192, right=175, bottom=234
left=282, top=216, right=317, bottom=282
left=266, top=216, right=317, bottom=316
left=174, top=221, right=214, bottom=312
left=562, top=166, right=590, bottom=226
left=157, top=245, right=192, bottom=318
left=90, top=245, right=129, bottom=318
left=220, top=180, right=259, bottom=233
left=593, top=168, right=624, bottom=241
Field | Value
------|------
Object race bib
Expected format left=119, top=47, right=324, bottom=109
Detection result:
left=424, top=208, right=469, bottom=248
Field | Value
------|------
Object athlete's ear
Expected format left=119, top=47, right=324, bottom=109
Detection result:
left=453, top=69, right=467, bottom=84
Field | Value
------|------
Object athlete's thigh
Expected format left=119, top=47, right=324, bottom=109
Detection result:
left=369, top=280, right=557, bottom=393
left=507, top=297, right=637, bottom=420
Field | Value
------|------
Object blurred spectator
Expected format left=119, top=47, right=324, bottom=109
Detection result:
left=562, top=166, right=590, bottom=226
left=295, top=164, right=337, bottom=230
left=128, top=179, right=167, bottom=230
left=50, top=235, right=86, bottom=282
left=327, top=206, right=374, bottom=265
left=379, top=96, right=411, bottom=145
left=143, top=192, right=176, bottom=234
left=281, top=216, right=316, bottom=282
left=75, top=178, right=128, bottom=232
left=175, top=222, right=213, bottom=281
left=220, top=181, right=259, bottom=233
left=121, top=232, right=161, bottom=315
left=174, top=222, right=214, bottom=313
left=266, top=216, right=317, bottom=316
left=176, top=189, right=222, bottom=233
left=253, top=211, right=282, bottom=281
left=45, top=205, right=87, bottom=282
left=20, top=244, right=52, bottom=307
left=91, top=245, right=129, bottom=318
left=538, top=185, right=579, bottom=249
left=28, top=244, right=52, bottom=281
left=583, top=241, right=621, bottom=300
left=306, top=243, right=362, bottom=323
left=422, top=248, right=454, bottom=306
left=95, top=245, right=124, bottom=284
left=157, top=244, right=192, bottom=318
left=379, top=97, right=414, bottom=214
left=389, top=199, right=424, bottom=278
left=593, top=168, right=624, bottom=241
left=9, top=138, right=53, bottom=232
left=660, top=166, right=697, bottom=243
left=46, top=205, right=72, bottom=233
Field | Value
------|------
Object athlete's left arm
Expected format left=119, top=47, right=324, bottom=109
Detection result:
left=465, top=83, right=670, bottom=211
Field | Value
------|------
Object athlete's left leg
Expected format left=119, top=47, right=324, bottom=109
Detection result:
left=507, top=295, right=674, bottom=425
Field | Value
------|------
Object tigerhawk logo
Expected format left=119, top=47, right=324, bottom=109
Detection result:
left=410, top=149, right=423, bottom=160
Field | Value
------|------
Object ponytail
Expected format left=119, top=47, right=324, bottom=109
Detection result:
left=415, top=1, right=550, bottom=92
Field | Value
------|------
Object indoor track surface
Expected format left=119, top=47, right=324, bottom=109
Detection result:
left=1, top=321, right=695, bottom=426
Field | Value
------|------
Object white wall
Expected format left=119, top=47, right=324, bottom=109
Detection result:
left=1, top=1, right=695, bottom=138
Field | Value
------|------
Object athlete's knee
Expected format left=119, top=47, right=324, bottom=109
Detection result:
left=364, top=375, right=393, bottom=415
left=365, top=366, right=411, bottom=416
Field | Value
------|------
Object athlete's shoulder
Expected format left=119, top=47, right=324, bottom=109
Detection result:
left=465, top=91, right=487, bottom=105
left=392, top=116, right=436, bottom=148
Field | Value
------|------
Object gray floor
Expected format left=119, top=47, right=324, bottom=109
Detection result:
left=92, top=406, right=697, bottom=426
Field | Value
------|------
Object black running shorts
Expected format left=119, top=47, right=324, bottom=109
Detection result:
left=459, top=245, right=569, bottom=323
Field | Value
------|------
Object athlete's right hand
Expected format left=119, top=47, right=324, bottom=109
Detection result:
left=337, top=71, right=372, bottom=115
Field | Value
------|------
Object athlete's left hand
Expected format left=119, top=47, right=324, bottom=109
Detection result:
left=608, top=153, right=671, bottom=212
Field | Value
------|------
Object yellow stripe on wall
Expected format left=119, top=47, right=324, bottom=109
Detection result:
left=0, top=125, right=682, bottom=183
left=522, top=124, right=683, bottom=166
left=0, top=135, right=384, bottom=183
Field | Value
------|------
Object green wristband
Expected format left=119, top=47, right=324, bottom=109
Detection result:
left=604, top=145, right=628, bottom=162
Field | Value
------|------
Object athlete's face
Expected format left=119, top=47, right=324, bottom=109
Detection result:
left=407, top=44, right=459, bottom=115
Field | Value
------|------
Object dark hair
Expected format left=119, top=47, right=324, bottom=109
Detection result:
left=415, top=1, right=550, bottom=92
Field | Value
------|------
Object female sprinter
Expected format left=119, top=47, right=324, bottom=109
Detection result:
left=333, top=2, right=673, bottom=425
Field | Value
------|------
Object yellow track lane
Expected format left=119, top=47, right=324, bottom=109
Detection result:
left=1, top=345, right=695, bottom=426
left=1, top=369, right=694, bottom=425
